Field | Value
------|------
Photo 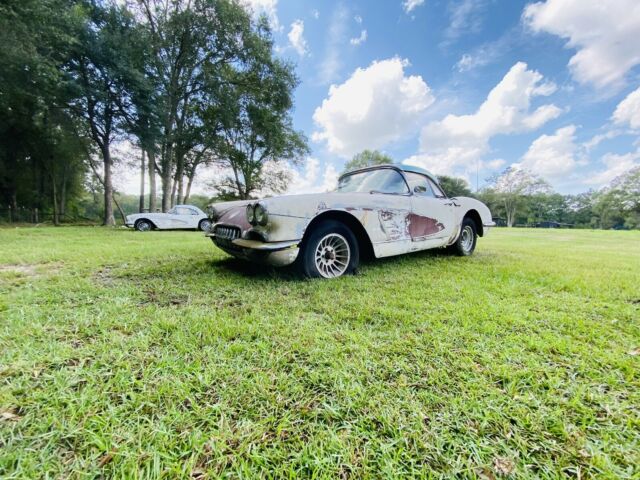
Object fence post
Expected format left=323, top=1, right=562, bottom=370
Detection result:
left=8, top=206, right=13, bottom=223
left=34, top=207, right=39, bottom=223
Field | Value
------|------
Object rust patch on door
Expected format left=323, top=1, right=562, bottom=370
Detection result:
left=407, top=213, right=444, bottom=238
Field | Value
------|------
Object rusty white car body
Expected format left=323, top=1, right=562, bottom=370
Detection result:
left=206, top=164, right=495, bottom=278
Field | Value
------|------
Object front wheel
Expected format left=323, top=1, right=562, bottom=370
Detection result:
left=298, top=220, right=359, bottom=278
left=449, top=217, right=477, bottom=256
left=198, top=219, right=212, bottom=232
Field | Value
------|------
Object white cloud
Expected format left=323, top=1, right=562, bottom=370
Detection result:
left=242, top=0, right=281, bottom=31
left=455, top=32, right=511, bottom=72
left=517, top=125, right=583, bottom=180
left=318, top=5, right=349, bottom=84
left=285, top=158, right=339, bottom=194
left=523, top=0, right=640, bottom=88
left=311, top=9, right=319, bottom=19
left=405, top=62, right=562, bottom=176
left=288, top=20, right=308, bottom=56
left=350, top=30, right=367, bottom=46
left=444, top=0, right=486, bottom=44
left=583, top=130, right=622, bottom=152
left=612, top=87, right=640, bottom=130
left=587, top=149, right=640, bottom=186
left=354, top=15, right=362, bottom=24
left=313, top=57, right=434, bottom=157
left=403, top=0, right=425, bottom=14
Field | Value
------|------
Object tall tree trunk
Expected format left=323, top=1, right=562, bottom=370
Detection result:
left=148, top=150, right=157, bottom=212
left=170, top=175, right=177, bottom=207
left=52, top=180, right=59, bottom=226
left=113, top=193, right=126, bottom=224
left=102, top=146, right=116, bottom=226
left=59, top=164, right=67, bottom=219
left=184, top=172, right=195, bottom=204
left=175, top=151, right=184, bottom=205
left=9, top=189, right=18, bottom=223
left=139, top=150, right=146, bottom=212
left=177, top=175, right=184, bottom=205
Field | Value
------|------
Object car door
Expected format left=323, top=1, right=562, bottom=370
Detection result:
left=404, top=172, right=457, bottom=248
left=171, top=206, right=196, bottom=228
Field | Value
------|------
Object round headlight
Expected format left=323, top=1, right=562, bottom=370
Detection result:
left=254, top=203, right=269, bottom=226
left=207, top=206, right=219, bottom=222
left=246, top=204, right=256, bottom=224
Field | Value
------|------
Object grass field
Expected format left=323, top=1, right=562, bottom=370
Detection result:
left=1, top=226, right=639, bottom=479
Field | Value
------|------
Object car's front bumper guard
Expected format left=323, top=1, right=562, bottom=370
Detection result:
left=206, top=234, right=300, bottom=267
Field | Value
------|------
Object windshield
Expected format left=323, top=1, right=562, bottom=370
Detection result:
left=337, top=169, right=409, bottom=194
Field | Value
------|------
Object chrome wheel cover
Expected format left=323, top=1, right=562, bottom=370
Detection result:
left=137, top=221, right=151, bottom=232
left=314, top=233, right=350, bottom=278
left=460, top=225, right=474, bottom=252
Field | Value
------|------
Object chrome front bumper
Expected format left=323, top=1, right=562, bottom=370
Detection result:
left=206, top=234, right=300, bottom=267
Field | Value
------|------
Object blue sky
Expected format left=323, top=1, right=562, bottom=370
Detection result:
left=244, top=0, right=640, bottom=194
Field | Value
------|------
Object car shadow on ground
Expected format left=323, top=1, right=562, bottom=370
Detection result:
left=202, top=247, right=455, bottom=282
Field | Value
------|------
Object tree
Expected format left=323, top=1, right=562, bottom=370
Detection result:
left=133, top=0, right=269, bottom=210
left=342, top=150, right=392, bottom=174
left=488, top=167, right=551, bottom=227
left=436, top=175, right=473, bottom=198
left=205, top=26, right=309, bottom=199
left=0, top=0, right=86, bottom=223
left=594, top=166, right=640, bottom=229
left=67, top=2, right=140, bottom=225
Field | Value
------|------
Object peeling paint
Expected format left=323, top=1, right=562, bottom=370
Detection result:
left=407, top=213, right=445, bottom=239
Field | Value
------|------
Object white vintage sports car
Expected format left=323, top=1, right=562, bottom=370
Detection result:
left=125, top=205, right=211, bottom=232
left=207, top=164, right=495, bottom=278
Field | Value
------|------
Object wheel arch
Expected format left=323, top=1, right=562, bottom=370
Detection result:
left=301, top=210, right=375, bottom=260
left=464, top=209, right=483, bottom=237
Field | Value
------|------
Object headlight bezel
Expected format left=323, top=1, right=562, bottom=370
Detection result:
left=246, top=204, right=256, bottom=225
left=254, top=202, right=269, bottom=226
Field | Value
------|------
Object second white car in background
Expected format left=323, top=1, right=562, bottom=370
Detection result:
left=125, top=205, right=211, bottom=232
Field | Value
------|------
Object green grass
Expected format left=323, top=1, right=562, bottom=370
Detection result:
left=1, top=226, right=639, bottom=479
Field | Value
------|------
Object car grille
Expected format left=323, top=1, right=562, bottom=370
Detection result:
left=214, top=225, right=241, bottom=240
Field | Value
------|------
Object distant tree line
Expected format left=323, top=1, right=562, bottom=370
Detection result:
left=0, top=0, right=308, bottom=225
left=346, top=150, right=640, bottom=230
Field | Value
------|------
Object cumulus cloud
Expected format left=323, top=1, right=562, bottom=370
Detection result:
left=587, top=149, right=640, bottom=186
left=517, top=125, right=583, bottom=181
left=285, top=158, right=339, bottom=194
left=403, top=0, right=425, bottom=14
left=242, top=0, right=280, bottom=31
left=350, top=30, right=367, bottom=46
left=405, top=62, right=561, bottom=176
left=288, top=20, right=308, bottom=56
left=523, top=0, right=640, bottom=88
left=612, top=87, right=640, bottom=130
left=312, top=57, right=434, bottom=157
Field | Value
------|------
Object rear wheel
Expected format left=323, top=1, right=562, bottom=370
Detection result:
left=298, top=220, right=359, bottom=278
left=450, top=217, right=477, bottom=256
left=135, top=219, right=153, bottom=232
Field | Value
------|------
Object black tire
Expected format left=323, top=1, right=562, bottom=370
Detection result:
left=198, top=219, right=212, bottom=232
left=449, top=217, right=477, bottom=256
left=135, top=219, right=153, bottom=232
left=297, top=220, right=359, bottom=278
